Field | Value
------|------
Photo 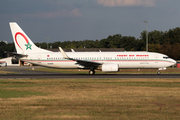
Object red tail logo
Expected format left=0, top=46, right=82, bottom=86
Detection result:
left=15, top=32, right=30, bottom=50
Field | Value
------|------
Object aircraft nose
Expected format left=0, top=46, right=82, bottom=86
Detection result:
left=171, top=59, right=176, bottom=65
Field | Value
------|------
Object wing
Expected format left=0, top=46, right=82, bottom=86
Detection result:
left=59, top=47, right=102, bottom=68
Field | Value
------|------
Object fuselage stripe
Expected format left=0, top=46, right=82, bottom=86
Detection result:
left=21, top=59, right=174, bottom=63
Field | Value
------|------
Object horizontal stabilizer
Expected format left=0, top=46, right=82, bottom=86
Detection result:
left=12, top=52, right=28, bottom=57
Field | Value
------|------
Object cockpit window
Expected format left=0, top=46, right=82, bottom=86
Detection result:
left=163, top=56, right=169, bottom=59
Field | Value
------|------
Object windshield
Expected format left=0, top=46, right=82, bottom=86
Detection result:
left=163, top=56, right=169, bottom=59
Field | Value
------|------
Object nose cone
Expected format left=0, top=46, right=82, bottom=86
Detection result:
left=171, top=59, right=176, bottom=66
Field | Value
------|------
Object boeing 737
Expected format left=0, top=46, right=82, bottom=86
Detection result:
left=9, top=22, right=176, bottom=74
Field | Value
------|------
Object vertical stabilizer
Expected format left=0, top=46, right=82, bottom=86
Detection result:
left=9, top=22, right=51, bottom=54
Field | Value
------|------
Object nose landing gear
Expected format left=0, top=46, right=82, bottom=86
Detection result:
left=157, top=68, right=166, bottom=74
left=157, top=71, right=161, bottom=75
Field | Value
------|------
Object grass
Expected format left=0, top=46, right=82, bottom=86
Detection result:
left=0, top=79, right=47, bottom=98
left=0, top=78, right=180, bottom=119
left=0, top=89, right=44, bottom=98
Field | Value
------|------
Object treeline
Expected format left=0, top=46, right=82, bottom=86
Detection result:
left=1, top=27, right=180, bottom=59
left=0, top=42, right=14, bottom=59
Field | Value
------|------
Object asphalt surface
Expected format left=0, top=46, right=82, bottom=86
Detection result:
left=0, top=66, right=180, bottom=79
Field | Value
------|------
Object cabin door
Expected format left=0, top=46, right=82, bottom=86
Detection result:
left=37, top=55, right=42, bottom=64
left=154, top=55, right=159, bottom=63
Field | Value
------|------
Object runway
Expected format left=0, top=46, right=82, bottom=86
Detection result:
left=0, top=66, right=180, bottom=78
left=0, top=73, right=180, bottom=78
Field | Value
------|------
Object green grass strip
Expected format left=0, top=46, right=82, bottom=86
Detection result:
left=0, top=89, right=44, bottom=98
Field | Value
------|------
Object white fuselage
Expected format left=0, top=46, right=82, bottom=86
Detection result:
left=20, top=51, right=176, bottom=70
left=9, top=22, right=177, bottom=74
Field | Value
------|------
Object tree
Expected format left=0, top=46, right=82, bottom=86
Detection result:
left=159, top=42, right=173, bottom=58
left=148, top=30, right=164, bottom=44
left=148, top=44, right=160, bottom=52
left=162, top=27, right=180, bottom=44
left=171, top=43, right=180, bottom=60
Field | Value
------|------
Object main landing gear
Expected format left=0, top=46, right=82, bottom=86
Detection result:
left=89, top=70, right=95, bottom=75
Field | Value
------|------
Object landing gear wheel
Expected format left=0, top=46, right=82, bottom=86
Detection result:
left=89, top=70, right=95, bottom=75
left=157, top=71, right=161, bottom=75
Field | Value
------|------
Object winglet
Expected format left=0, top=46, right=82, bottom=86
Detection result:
left=59, top=47, right=70, bottom=59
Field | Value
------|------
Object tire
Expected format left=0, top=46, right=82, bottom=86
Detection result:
left=157, top=71, right=161, bottom=74
left=89, top=70, right=95, bottom=75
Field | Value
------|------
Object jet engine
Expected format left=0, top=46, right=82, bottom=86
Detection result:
left=102, top=64, right=119, bottom=72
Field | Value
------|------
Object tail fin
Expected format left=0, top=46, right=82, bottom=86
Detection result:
left=9, top=22, right=51, bottom=54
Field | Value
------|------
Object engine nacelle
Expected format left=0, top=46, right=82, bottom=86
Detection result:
left=102, top=64, right=119, bottom=72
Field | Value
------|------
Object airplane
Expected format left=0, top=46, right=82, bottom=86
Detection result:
left=9, top=22, right=176, bottom=75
